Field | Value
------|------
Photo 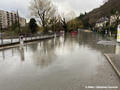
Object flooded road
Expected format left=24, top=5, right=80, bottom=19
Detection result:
left=0, top=32, right=120, bottom=90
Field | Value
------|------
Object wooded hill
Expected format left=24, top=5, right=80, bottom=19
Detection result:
left=78, top=0, right=120, bottom=28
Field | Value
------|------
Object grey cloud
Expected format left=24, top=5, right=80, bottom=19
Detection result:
left=52, top=0, right=103, bottom=16
left=0, top=0, right=103, bottom=19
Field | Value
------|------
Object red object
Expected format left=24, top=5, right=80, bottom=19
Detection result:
left=71, top=31, right=77, bottom=35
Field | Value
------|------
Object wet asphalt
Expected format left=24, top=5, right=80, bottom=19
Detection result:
left=0, top=31, right=120, bottom=90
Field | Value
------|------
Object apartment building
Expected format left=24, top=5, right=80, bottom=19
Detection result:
left=0, top=10, right=26, bottom=29
left=0, top=10, right=6, bottom=28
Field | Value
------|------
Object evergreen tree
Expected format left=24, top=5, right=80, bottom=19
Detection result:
left=29, top=18, right=38, bottom=33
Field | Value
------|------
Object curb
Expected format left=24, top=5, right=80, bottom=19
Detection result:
left=104, top=54, right=120, bottom=78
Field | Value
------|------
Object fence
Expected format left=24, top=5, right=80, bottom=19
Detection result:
left=0, top=33, right=60, bottom=46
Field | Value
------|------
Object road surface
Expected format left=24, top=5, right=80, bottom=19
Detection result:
left=0, top=31, right=120, bottom=90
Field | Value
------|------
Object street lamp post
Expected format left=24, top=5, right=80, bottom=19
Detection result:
left=17, top=10, right=20, bottom=34
left=17, top=10, right=21, bottom=42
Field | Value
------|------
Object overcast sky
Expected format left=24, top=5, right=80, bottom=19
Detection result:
left=0, top=0, right=103, bottom=20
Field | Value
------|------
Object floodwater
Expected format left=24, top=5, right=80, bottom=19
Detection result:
left=0, top=31, right=120, bottom=90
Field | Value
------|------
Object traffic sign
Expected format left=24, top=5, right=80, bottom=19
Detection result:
left=99, top=27, right=102, bottom=30
left=117, top=25, right=120, bottom=42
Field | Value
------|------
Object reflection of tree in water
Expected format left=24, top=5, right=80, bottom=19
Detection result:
left=29, top=43, right=39, bottom=52
left=30, top=36, right=80, bottom=67
left=29, top=32, right=116, bottom=68
left=30, top=38, right=62, bottom=68
left=62, top=34, right=80, bottom=52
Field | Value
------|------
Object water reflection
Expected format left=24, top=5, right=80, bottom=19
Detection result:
left=2, top=50, right=5, bottom=60
left=0, top=32, right=117, bottom=67
left=12, top=48, right=14, bottom=56
left=0, top=47, right=25, bottom=61
left=20, top=49, right=25, bottom=61
left=25, top=45, right=28, bottom=51
left=30, top=39, right=58, bottom=68
left=77, top=31, right=116, bottom=54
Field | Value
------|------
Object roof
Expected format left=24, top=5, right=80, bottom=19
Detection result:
left=96, top=17, right=109, bottom=23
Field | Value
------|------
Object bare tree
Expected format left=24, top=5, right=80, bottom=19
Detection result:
left=107, top=0, right=120, bottom=38
left=61, top=11, right=76, bottom=33
left=29, top=0, right=56, bottom=32
left=101, top=0, right=120, bottom=38
left=61, top=17, right=68, bottom=33
left=67, top=18, right=83, bottom=32
left=49, top=16, right=58, bottom=32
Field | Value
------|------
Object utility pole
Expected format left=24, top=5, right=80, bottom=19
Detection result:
left=17, top=10, right=20, bottom=34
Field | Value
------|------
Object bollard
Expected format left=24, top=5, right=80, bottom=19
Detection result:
left=109, top=31, right=111, bottom=37
left=20, top=35, right=24, bottom=49
left=105, top=29, right=107, bottom=34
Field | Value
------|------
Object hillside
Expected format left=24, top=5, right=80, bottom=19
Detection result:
left=79, top=0, right=120, bottom=28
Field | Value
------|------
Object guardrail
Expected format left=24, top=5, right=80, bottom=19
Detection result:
left=0, top=33, right=61, bottom=46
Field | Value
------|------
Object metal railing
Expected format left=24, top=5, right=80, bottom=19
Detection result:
left=0, top=33, right=60, bottom=45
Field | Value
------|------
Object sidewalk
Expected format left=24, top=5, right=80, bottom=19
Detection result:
left=105, top=54, right=120, bottom=78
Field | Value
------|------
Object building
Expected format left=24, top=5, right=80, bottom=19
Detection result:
left=0, top=10, right=18, bottom=28
left=0, top=10, right=26, bottom=29
left=20, top=17, right=26, bottom=27
left=95, top=17, right=109, bottom=28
